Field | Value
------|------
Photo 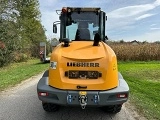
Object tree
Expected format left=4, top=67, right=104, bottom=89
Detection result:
left=0, top=0, right=47, bottom=66
left=119, top=39, right=124, bottom=43
left=15, top=0, right=47, bottom=57
left=0, top=0, right=20, bottom=66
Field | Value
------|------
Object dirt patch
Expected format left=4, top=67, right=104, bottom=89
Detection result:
left=124, top=100, right=147, bottom=120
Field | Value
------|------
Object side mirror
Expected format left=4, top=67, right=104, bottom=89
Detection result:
left=53, top=24, right=57, bottom=33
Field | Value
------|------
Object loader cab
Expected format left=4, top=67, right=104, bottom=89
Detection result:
left=53, top=7, right=107, bottom=42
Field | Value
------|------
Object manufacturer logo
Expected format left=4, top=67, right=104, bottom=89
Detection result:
left=67, top=62, right=99, bottom=67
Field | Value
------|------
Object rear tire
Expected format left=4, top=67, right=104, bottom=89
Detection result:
left=101, top=104, right=122, bottom=114
left=42, top=102, right=60, bottom=112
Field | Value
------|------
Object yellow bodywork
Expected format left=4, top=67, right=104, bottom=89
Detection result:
left=49, top=41, right=118, bottom=90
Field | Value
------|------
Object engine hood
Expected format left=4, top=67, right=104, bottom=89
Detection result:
left=49, top=41, right=118, bottom=90
left=61, top=41, right=106, bottom=60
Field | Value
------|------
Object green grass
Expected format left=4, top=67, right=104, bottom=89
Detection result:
left=0, top=59, right=49, bottom=91
left=118, top=61, right=160, bottom=120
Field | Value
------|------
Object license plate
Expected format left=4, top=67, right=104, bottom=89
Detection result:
left=79, top=91, right=87, bottom=96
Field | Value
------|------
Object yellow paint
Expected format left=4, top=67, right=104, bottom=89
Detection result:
left=49, top=41, right=118, bottom=90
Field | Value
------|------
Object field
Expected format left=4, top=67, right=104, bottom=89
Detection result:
left=118, top=61, right=160, bottom=120
left=110, top=43, right=160, bottom=61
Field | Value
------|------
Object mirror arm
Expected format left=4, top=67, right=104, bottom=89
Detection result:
left=53, top=21, right=60, bottom=24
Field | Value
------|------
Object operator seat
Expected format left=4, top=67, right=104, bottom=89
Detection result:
left=75, top=22, right=90, bottom=40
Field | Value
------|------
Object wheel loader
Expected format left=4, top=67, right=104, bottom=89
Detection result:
left=37, top=7, right=129, bottom=113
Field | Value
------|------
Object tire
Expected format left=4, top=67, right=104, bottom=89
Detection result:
left=42, top=102, right=60, bottom=112
left=101, top=104, right=122, bottom=114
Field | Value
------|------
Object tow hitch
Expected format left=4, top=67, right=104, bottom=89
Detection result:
left=79, top=91, right=87, bottom=109
left=67, top=92, right=100, bottom=109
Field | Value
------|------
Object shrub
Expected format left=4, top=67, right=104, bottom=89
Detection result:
left=0, top=48, right=13, bottom=67
left=12, top=52, right=29, bottom=62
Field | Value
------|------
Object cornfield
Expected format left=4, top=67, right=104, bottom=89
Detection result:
left=109, top=43, right=160, bottom=61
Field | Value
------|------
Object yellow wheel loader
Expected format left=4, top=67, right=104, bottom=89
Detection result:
left=37, top=7, right=129, bottom=113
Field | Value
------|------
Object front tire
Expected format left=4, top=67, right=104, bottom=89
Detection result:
left=42, top=102, right=60, bottom=112
left=101, top=104, right=122, bottom=114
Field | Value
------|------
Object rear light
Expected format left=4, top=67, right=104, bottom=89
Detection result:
left=38, top=92, right=48, bottom=96
left=62, top=7, right=67, bottom=13
left=117, top=93, right=128, bottom=98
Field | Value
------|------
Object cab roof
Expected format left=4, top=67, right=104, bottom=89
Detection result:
left=63, top=7, right=101, bottom=12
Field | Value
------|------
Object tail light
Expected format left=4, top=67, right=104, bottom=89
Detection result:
left=117, top=93, right=128, bottom=98
left=38, top=92, right=48, bottom=96
left=62, top=7, right=67, bottom=13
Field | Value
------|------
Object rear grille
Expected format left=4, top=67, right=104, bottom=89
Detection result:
left=65, top=71, right=102, bottom=79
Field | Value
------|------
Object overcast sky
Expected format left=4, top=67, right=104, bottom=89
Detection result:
left=39, top=0, right=160, bottom=42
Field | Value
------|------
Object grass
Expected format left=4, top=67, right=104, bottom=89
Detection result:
left=0, top=59, right=49, bottom=91
left=118, top=61, right=160, bottom=120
